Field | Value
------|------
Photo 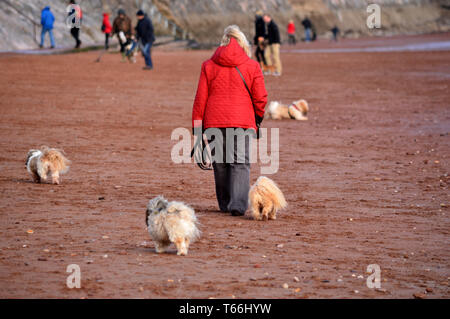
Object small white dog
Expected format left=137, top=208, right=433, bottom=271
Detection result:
left=249, top=176, right=287, bottom=221
left=266, top=99, right=309, bottom=120
left=26, top=146, right=70, bottom=184
left=145, top=196, right=200, bottom=256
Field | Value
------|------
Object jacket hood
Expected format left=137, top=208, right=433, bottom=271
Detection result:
left=211, top=37, right=249, bottom=67
left=43, top=6, right=50, bottom=11
left=103, top=13, right=109, bottom=17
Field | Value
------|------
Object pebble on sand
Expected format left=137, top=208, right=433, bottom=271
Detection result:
left=413, top=292, right=426, bottom=299
left=282, top=283, right=289, bottom=289
left=26, top=229, right=34, bottom=234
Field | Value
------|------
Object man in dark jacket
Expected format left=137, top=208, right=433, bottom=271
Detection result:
left=263, top=14, right=282, bottom=76
left=40, top=6, right=55, bottom=48
left=301, top=17, right=312, bottom=42
left=135, top=10, right=155, bottom=70
left=253, top=10, right=267, bottom=68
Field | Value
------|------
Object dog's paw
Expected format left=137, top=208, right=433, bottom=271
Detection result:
left=155, top=243, right=167, bottom=253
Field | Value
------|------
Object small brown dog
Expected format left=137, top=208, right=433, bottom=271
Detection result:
left=26, top=146, right=70, bottom=184
left=266, top=99, right=309, bottom=120
left=249, top=176, right=287, bottom=221
left=146, top=196, right=200, bottom=256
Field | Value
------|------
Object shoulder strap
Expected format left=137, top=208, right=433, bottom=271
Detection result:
left=235, top=66, right=260, bottom=139
left=235, top=66, right=252, bottom=99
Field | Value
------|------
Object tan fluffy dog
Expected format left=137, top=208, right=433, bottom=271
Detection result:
left=146, top=196, right=200, bottom=256
left=266, top=99, right=309, bottom=120
left=26, top=146, right=70, bottom=184
left=249, top=176, right=287, bottom=221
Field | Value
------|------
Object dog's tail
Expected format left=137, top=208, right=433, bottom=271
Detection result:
left=40, top=146, right=71, bottom=174
left=267, top=101, right=279, bottom=116
left=255, top=176, right=287, bottom=210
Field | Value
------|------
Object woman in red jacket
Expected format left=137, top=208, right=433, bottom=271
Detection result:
left=287, top=20, right=296, bottom=45
left=192, top=25, right=268, bottom=216
left=102, top=12, right=112, bottom=49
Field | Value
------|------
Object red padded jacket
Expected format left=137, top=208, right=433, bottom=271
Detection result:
left=192, top=37, right=267, bottom=131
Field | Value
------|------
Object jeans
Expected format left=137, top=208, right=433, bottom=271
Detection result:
left=40, top=28, right=55, bottom=47
left=140, top=42, right=153, bottom=68
left=305, top=28, right=311, bottom=42
left=208, top=128, right=252, bottom=215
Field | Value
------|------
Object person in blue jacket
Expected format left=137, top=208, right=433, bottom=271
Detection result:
left=40, top=6, right=55, bottom=49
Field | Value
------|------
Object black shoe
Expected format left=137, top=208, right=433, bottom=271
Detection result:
left=231, top=210, right=244, bottom=216
left=142, top=66, right=153, bottom=70
left=50, top=46, right=55, bottom=49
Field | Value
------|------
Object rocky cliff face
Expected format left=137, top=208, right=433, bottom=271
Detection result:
left=0, top=0, right=448, bottom=51
left=155, top=0, right=449, bottom=44
left=0, top=0, right=166, bottom=51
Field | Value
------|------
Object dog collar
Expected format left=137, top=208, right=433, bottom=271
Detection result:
left=288, top=104, right=299, bottom=119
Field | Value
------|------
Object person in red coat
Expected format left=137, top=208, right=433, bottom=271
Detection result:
left=102, top=12, right=112, bottom=49
left=192, top=25, right=268, bottom=216
left=287, top=19, right=296, bottom=45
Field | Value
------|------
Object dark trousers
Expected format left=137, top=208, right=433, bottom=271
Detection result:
left=104, top=33, right=110, bottom=49
left=207, top=128, right=252, bottom=215
left=255, top=45, right=266, bottom=66
left=70, top=27, right=81, bottom=48
left=288, top=34, right=296, bottom=45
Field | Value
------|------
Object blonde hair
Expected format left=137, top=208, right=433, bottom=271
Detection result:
left=220, top=25, right=251, bottom=58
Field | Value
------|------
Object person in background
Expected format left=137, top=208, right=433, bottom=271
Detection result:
left=331, top=25, right=340, bottom=42
left=301, top=17, right=312, bottom=42
left=253, top=10, right=267, bottom=70
left=192, top=25, right=267, bottom=217
left=112, top=9, right=134, bottom=61
left=102, top=12, right=112, bottom=49
left=40, top=6, right=55, bottom=49
left=135, top=10, right=155, bottom=70
left=263, top=14, right=282, bottom=76
left=68, top=0, right=82, bottom=48
left=287, top=19, right=296, bottom=45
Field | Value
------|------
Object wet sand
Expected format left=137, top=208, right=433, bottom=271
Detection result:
left=0, top=34, right=449, bottom=298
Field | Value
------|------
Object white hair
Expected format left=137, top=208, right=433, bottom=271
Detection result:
left=220, top=25, right=251, bottom=58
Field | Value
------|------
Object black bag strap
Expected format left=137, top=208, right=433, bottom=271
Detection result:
left=235, top=66, right=260, bottom=139
left=190, top=133, right=212, bottom=170
left=235, top=66, right=252, bottom=98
